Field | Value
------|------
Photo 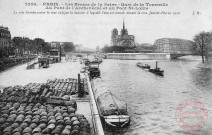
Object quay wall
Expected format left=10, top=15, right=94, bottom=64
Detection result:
left=95, top=53, right=106, bottom=59
left=106, top=53, right=170, bottom=60
left=86, top=74, right=105, bottom=135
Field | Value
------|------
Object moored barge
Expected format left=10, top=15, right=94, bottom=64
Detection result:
left=96, top=91, right=130, bottom=128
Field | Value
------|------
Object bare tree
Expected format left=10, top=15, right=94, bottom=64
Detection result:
left=193, top=31, right=212, bottom=63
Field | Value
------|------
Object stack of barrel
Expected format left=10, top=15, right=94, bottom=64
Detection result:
left=46, top=78, right=89, bottom=96
left=0, top=77, right=91, bottom=135
left=0, top=102, right=90, bottom=135
left=0, top=84, right=76, bottom=108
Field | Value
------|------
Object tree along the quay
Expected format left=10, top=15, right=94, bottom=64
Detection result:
left=63, top=42, right=75, bottom=53
left=193, top=31, right=212, bottom=63
left=12, top=37, right=50, bottom=56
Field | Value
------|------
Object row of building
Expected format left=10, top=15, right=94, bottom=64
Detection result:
left=0, top=25, right=92, bottom=58
left=0, top=26, right=12, bottom=56
left=1, top=22, right=210, bottom=57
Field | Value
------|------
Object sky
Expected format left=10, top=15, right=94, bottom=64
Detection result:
left=0, top=0, right=212, bottom=48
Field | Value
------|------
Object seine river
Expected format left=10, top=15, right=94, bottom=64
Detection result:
left=93, top=58, right=212, bottom=135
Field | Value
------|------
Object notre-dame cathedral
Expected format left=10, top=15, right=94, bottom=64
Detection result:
left=111, top=20, right=135, bottom=47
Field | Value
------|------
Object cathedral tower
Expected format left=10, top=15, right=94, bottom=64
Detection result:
left=110, top=20, right=135, bottom=47
left=111, top=28, right=118, bottom=46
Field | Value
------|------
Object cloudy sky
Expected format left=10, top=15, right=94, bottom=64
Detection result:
left=0, top=0, right=212, bottom=48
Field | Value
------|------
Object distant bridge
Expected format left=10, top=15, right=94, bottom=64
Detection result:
left=169, top=53, right=193, bottom=59
left=105, top=52, right=196, bottom=60
left=106, top=53, right=170, bottom=60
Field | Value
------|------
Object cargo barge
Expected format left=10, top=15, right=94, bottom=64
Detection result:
left=96, top=91, right=130, bottom=128
left=136, top=62, right=150, bottom=70
left=137, top=61, right=164, bottom=76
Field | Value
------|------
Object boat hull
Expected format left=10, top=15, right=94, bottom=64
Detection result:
left=101, top=115, right=130, bottom=128
left=137, top=63, right=150, bottom=69
left=149, top=69, right=164, bottom=76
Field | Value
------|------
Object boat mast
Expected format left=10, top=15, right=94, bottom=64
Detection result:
left=109, top=91, right=123, bottom=116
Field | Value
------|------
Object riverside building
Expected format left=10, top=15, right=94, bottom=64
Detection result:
left=111, top=20, right=135, bottom=47
left=154, top=38, right=194, bottom=54
left=0, top=26, right=12, bottom=56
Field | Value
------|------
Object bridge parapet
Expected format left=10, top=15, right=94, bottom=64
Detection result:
left=169, top=52, right=193, bottom=59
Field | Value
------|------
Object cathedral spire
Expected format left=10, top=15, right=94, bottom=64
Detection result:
left=121, top=19, right=128, bottom=36
left=123, top=19, right=125, bottom=30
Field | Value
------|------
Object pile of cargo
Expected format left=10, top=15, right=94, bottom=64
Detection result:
left=0, top=77, right=91, bottom=135
left=0, top=84, right=76, bottom=108
left=97, top=91, right=128, bottom=116
left=47, top=78, right=89, bottom=95
left=0, top=78, right=89, bottom=103
left=0, top=102, right=90, bottom=135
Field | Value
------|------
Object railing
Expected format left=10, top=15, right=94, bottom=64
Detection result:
left=0, top=56, right=36, bottom=72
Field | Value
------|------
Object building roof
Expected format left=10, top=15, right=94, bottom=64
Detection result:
left=0, top=26, right=9, bottom=30
left=118, top=39, right=135, bottom=47
left=0, top=27, right=10, bottom=34
left=0, top=26, right=11, bottom=39
left=154, top=38, right=194, bottom=43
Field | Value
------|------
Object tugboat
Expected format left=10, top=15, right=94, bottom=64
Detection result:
left=136, top=62, right=151, bottom=70
left=149, top=61, right=164, bottom=76
left=96, top=91, right=130, bottom=128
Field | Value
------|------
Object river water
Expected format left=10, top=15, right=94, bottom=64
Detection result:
left=93, top=59, right=212, bottom=135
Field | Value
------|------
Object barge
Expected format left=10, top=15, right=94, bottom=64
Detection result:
left=96, top=91, right=130, bottom=128
left=136, top=62, right=151, bottom=70
left=137, top=61, right=164, bottom=76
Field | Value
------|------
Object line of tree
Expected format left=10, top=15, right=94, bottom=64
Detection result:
left=193, top=31, right=212, bottom=63
left=101, top=45, right=134, bottom=53
left=62, top=42, right=76, bottom=53
left=0, top=44, right=13, bottom=58
left=12, top=37, right=50, bottom=56
left=0, top=37, right=78, bottom=59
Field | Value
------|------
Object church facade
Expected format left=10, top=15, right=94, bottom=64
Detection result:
left=111, top=21, right=135, bottom=47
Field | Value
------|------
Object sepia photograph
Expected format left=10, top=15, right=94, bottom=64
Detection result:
left=0, top=0, right=212, bottom=135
